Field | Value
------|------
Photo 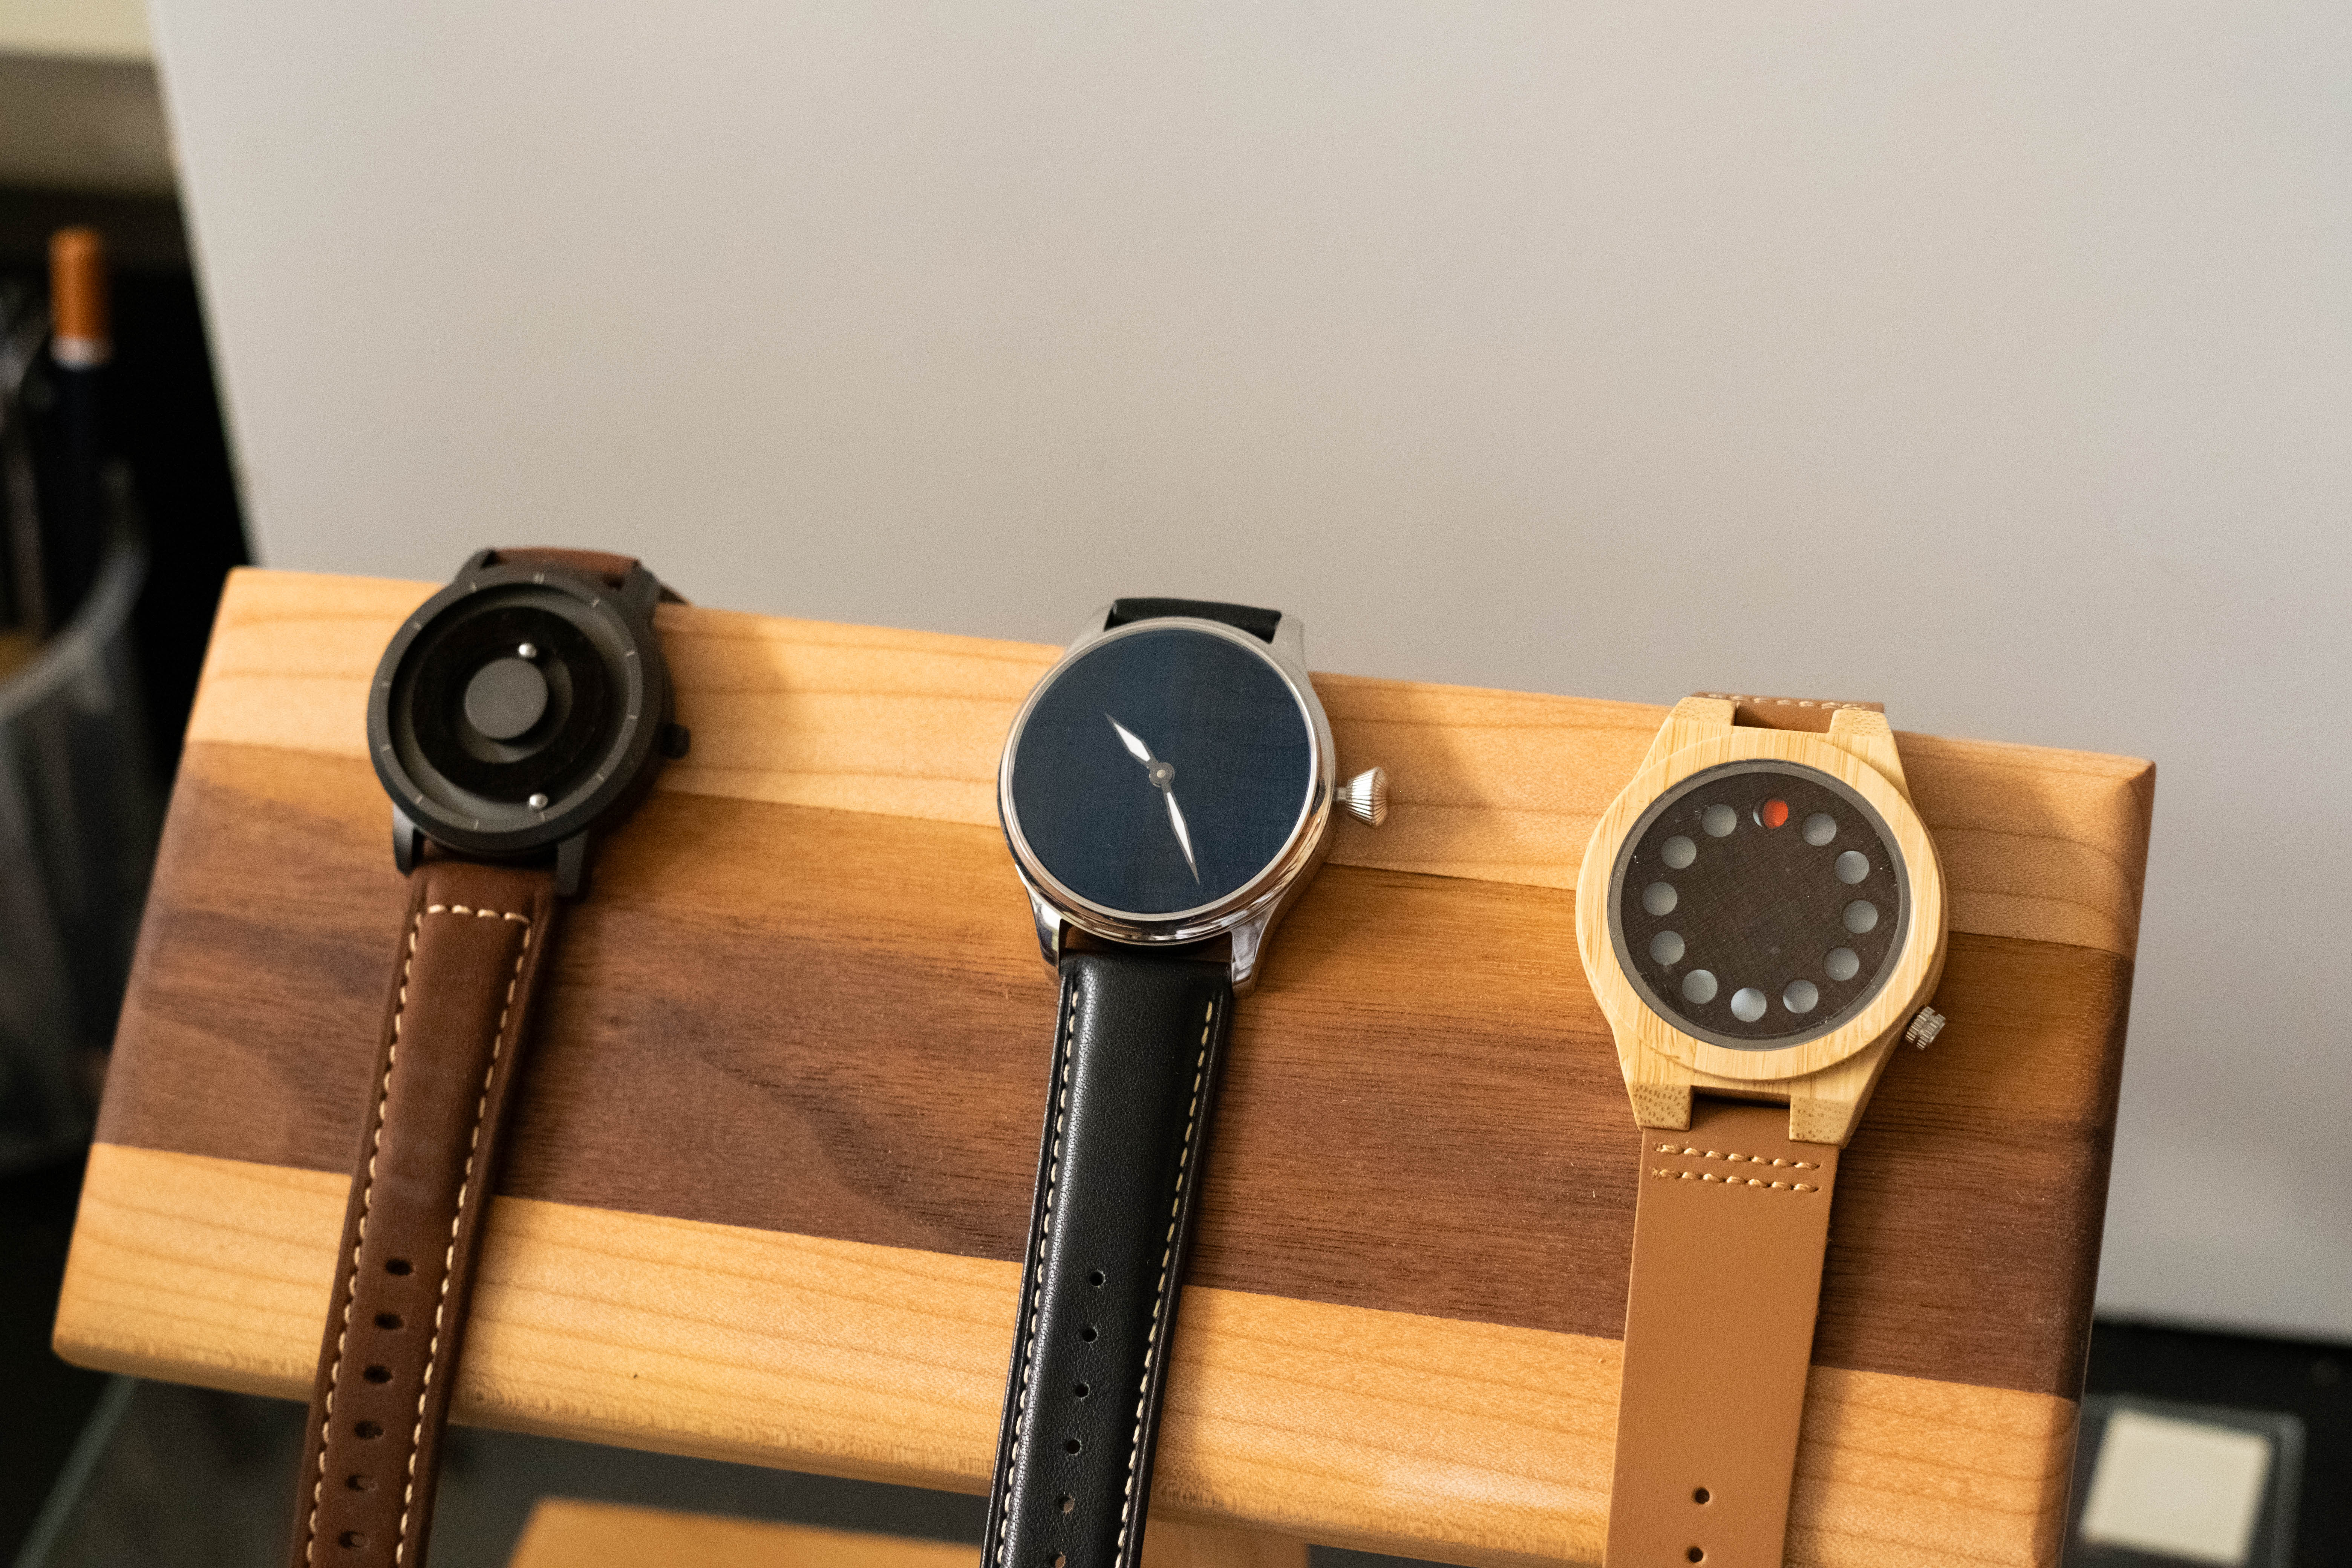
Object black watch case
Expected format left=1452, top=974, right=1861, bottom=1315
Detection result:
left=368, top=550, right=688, bottom=894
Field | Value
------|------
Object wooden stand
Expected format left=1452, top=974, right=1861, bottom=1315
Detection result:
left=55, top=570, right=2154, bottom=1568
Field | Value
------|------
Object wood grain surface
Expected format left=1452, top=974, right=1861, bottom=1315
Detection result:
left=61, top=568, right=2153, bottom=1566
left=503, top=1500, right=1304, bottom=1568
left=96, top=739, right=2129, bottom=1399
left=184, top=570, right=2153, bottom=956
left=59, top=1144, right=2075, bottom=1568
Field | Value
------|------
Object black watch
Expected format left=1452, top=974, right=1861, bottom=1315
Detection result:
left=986, top=597, right=1388, bottom=1568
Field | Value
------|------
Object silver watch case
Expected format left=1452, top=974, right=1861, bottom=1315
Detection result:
left=997, top=606, right=1338, bottom=993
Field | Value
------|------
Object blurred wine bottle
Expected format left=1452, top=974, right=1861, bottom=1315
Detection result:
left=42, top=226, right=112, bottom=629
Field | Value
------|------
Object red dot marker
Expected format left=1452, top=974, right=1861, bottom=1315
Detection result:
left=1759, top=798, right=1790, bottom=829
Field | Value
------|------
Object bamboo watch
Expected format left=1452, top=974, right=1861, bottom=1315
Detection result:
left=287, top=548, right=688, bottom=1568
left=988, top=598, right=1388, bottom=1568
left=1574, top=694, right=1949, bottom=1568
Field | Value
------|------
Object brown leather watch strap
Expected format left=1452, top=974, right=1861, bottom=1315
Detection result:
left=1691, top=692, right=1882, bottom=734
left=485, top=547, right=684, bottom=602
left=1607, top=1101, right=1838, bottom=1568
left=288, top=859, right=562, bottom=1568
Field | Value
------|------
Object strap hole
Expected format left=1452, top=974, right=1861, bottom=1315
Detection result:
left=1072, top=1383, right=1089, bottom=1399
left=384, top=1258, right=412, bottom=1276
left=1063, top=1438, right=1083, bottom=1455
left=362, top=1365, right=392, bottom=1384
left=345, top=1473, right=375, bottom=1492
left=353, top=1421, right=383, bottom=1439
left=1087, top=1271, right=1105, bottom=1287
left=1079, top=1326, right=1097, bottom=1342
left=1693, top=1488, right=1710, bottom=1504
left=374, top=1312, right=404, bottom=1331
left=1058, top=1495, right=1075, bottom=1514
left=1687, top=1550, right=1704, bottom=1563
left=338, top=1531, right=368, bottom=1549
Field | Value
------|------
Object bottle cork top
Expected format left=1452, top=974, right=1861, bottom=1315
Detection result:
left=50, top=227, right=110, bottom=364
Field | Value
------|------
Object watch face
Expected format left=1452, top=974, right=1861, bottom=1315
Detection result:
left=370, top=566, right=664, bottom=855
left=1609, top=759, right=1908, bottom=1050
left=1004, top=622, right=1318, bottom=923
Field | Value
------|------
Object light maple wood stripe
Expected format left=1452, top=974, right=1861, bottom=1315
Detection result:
left=180, top=569, right=2151, bottom=957
left=59, top=1143, right=2074, bottom=1568
left=505, top=1500, right=1305, bottom=1568
left=508, top=1502, right=977, bottom=1568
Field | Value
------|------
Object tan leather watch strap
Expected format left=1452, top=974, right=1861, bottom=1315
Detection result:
left=1607, top=1100, right=1838, bottom=1568
left=288, top=859, right=562, bottom=1568
left=1691, top=692, right=1882, bottom=733
left=485, top=547, right=684, bottom=602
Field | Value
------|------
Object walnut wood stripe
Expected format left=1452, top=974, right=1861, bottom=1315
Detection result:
left=184, top=570, right=2153, bottom=959
left=97, top=740, right=2126, bottom=1400
left=57, top=1144, right=2076, bottom=1568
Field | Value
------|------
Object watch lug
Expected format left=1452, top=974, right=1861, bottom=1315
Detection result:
left=1640, top=695, right=1736, bottom=773
left=456, top=548, right=495, bottom=578
left=554, top=832, right=590, bottom=898
left=1027, top=889, right=1063, bottom=971
left=1267, top=612, right=1309, bottom=679
left=1228, top=913, right=1271, bottom=995
left=619, top=563, right=663, bottom=618
left=1827, top=706, right=1912, bottom=799
left=391, top=806, right=423, bottom=875
left=1063, top=604, right=1114, bottom=654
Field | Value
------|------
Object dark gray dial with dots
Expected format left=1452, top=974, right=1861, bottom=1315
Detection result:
left=1610, top=759, right=1909, bottom=1049
left=1006, top=624, right=1316, bottom=920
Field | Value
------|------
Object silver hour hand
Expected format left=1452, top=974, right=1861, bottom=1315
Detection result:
left=1108, top=716, right=1155, bottom=766
left=1163, top=791, right=1200, bottom=882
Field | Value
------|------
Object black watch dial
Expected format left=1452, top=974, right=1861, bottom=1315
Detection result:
left=369, top=561, right=669, bottom=858
left=1005, top=622, right=1317, bottom=921
left=1609, top=759, right=1908, bottom=1049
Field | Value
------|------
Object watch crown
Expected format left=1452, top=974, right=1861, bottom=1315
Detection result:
left=1339, top=767, right=1389, bottom=828
left=1905, top=1006, right=1946, bottom=1050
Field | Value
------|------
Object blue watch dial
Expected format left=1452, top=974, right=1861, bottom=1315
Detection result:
left=1007, top=624, right=1316, bottom=919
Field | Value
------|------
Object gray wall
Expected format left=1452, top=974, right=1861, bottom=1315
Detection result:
left=152, top=0, right=2351, bottom=1337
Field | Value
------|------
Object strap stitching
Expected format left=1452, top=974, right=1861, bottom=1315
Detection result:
left=299, top=900, right=529, bottom=1566
left=1649, top=1142, right=1824, bottom=1193
left=1114, top=994, right=1217, bottom=1560
left=395, top=904, right=531, bottom=1563
left=992, top=979, right=1080, bottom=1568
left=301, top=906, right=425, bottom=1565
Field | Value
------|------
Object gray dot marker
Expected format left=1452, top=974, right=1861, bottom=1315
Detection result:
left=1843, top=900, right=1880, bottom=934
left=1825, top=947, right=1861, bottom=981
left=1661, top=835, right=1697, bottom=870
left=1784, top=979, right=1820, bottom=1014
left=1730, top=987, right=1767, bottom=1023
left=1650, top=930, right=1685, bottom=966
left=1836, top=850, right=1870, bottom=884
left=1682, top=969, right=1718, bottom=1004
left=1702, top=803, right=1737, bottom=838
left=1643, top=881, right=1678, bottom=916
left=1803, top=812, right=1837, bottom=846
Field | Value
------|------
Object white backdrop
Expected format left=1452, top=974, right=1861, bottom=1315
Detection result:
left=150, top=0, right=2351, bottom=1338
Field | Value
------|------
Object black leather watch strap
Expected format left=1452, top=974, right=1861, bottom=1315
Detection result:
left=1103, top=598, right=1279, bottom=642
left=986, top=950, right=1235, bottom=1568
